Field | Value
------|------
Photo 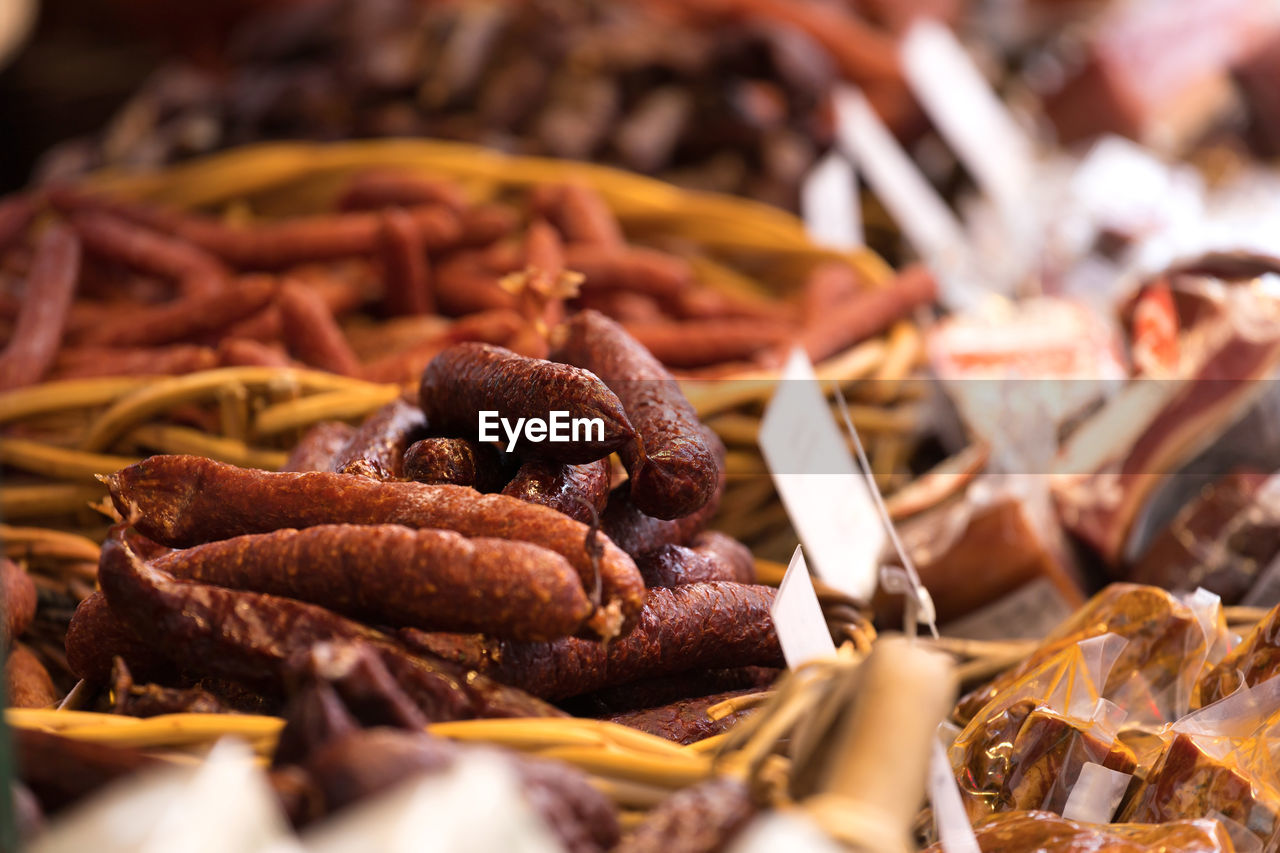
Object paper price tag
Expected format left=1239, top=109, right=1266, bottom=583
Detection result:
left=832, top=85, right=966, bottom=273
left=901, top=21, right=1035, bottom=218
left=928, top=739, right=981, bottom=853
left=770, top=546, right=838, bottom=669
left=802, top=150, right=862, bottom=251
left=759, top=348, right=885, bottom=602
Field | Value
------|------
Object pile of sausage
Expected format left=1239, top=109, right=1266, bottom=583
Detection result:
left=0, top=167, right=934, bottom=392
left=62, top=310, right=786, bottom=742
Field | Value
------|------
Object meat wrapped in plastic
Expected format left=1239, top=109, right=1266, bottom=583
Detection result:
left=923, top=809, right=1236, bottom=853
left=956, top=584, right=1225, bottom=725
left=949, top=635, right=1138, bottom=822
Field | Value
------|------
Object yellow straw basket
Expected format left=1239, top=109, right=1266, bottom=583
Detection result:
left=3, top=139, right=923, bottom=557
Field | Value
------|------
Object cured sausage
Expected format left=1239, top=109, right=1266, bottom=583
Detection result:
left=105, top=455, right=645, bottom=639
left=0, top=225, right=81, bottom=390
left=2, top=557, right=37, bottom=649
left=403, top=437, right=510, bottom=491
left=604, top=689, right=760, bottom=745
left=6, top=644, right=59, bottom=709
left=153, top=524, right=594, bottom=641
left=97, top=537, right=563, bottom=720
left=285, top=422, right=357, bottom=472
left=555, top=310, right=718, bottom=519
left=501, top=458, right=611, bottom=525
left=419, top=342, right=634, bottom=463
left=401, top=582, right=782, bottom=700
left=331, top=398, right=427, bottom=480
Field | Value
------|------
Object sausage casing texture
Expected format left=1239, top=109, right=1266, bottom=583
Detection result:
left=403, top=437, right=510, bottom=491
left=601, top=430, right=725, bottom=558
left=555, top=310, right=718, bottom=519
left=64, top=591, right=175, bottom=684
left=331, top=398, right=427, bottom=480
left=502, top=458, right=611, bottom=525
left=105, top=455, right=645, bottom=639
left=402, top=582, right=782, bottom=700
left=96, top=537, right=563, bottom=721
left=419, top=342, right=634, bottom=464
left=6, top=643, right=59, bottom=708
left=0, top=224, right=81, bottom=390
left=636, top=534, right=755, bottom=588
left=615, top=777, right=757, bottom=853
left=565, top=667, right=780, bottom=717
left=152, top=524, right=594, bottom=641
left=2, top=557, right=37, bottom=649
left=285, top=421, right=357, bottom=472
left=604, top=689, right=760, bottom=745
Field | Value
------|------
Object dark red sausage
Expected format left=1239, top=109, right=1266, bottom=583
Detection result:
left=75, top=275, right=276, bottom=348
left=419, top=342, right=635, bottom=464
left=601, top=429, right=725, bottom=558
left=403, top=437, right=510, bottom=491
left=152, top=524, right=594, bottom=641
left=502, top=458, right=611, bottom=525
left=0, top=225, right=81, bottom=390
left=378, top=208, right=435, bottom=316
left=331, top=398, right=427, bottom=480
left=555, top=310, right=718, bottom=519
left=105, top=455, right=645, bottom=639
left=97, top=537, right=563, bottom=720
left=636, top=533, right=754, bottom=588
left=64, top=591, right=173, bottom=684
left=2, top=558, right=37, bottom=649
left=6, top=644, right=59, bottom=709
left=401, top=582, right=782, bottom=700
left=285, top=422, right=357, bottom=473
left=615, top=777, right=757, bottom=853
left=604, top=689, right=760, bottom=745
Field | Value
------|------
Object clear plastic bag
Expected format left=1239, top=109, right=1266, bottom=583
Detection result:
left=955, top=583, right=1227, bottom=726
left=949, top=634, right=1138, bottom=822
left=1196, top=599, right=1280, bottom=708
left=1121, top=675, right=1280, bottom=851
left=922, top=809, right=1238, bottom=853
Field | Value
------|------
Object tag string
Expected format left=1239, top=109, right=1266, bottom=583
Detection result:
left=832, top=383, right=939, bottom=640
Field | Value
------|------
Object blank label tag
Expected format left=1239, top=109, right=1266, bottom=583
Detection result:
left=901, top=21, right=1035, bottom=217
left=802, top=150, right=862, bottom=251
left=832, top=85, right=965, bottom=272
left=770, top=546, right=838, bottom=669
left=759, top=348, right=885, bottom=602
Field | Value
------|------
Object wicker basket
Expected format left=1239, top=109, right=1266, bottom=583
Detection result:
left=2, top=139, right=924, bottom=558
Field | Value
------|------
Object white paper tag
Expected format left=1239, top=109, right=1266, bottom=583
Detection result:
left=928, top=739, right=981, bottom=853
left=832, top=85, right=967, bottom=276
left=1060, top=762, right=1131, bottom=824
left=802, top=150, right=863, bottom=251
left=759, top=348, right=885, bottom=601
left=901, top=21, right=1035, bottom=219
left=771, top=546, right=839, bottom=669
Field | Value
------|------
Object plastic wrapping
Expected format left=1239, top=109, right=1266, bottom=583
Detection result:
left=949, top=634, right=1138, bottom=822
left=1121, top=676, right=1280, bottom=851
left=956, top=584, right=1226, bottom=726
left=923, top=809, right=1237, bottom=853
left=1196, top=599, right=1280, bottom=708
